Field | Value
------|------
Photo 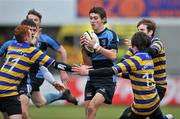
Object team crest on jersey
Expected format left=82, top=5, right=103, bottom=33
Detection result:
left=36, top=42, right=41, bottom=48
left=99, top=38, right=108, bottom=48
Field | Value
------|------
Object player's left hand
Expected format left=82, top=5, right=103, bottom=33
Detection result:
left=72, top=64, right=93, bottom=76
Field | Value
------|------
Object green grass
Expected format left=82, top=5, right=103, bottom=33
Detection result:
left=0, top=105, right=179, bottom=119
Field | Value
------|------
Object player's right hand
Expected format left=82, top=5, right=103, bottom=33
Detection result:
left=31, top=28, right=42, bottom=45
left=52, top=81, right=65, bottom=91
left=80, top=35, right=87, bottom=47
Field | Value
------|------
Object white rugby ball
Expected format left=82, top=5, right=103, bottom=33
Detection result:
left=83, top=31, right=99, bottom=53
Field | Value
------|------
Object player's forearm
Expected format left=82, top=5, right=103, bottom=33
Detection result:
left=82, top=49, right=92, bottom=65
left=39, top=66, right=56, bottom=84
left=52, top=61, right=72, bottom=72
left=89, top=67, right=115, bottom=77
left=97, top=47, right=117, bottom=61
left=58, top=46, right=67, bottom=63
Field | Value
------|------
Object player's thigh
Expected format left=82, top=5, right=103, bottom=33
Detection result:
left=31, top=91, right=46, bottom=105
left=96, top=84, right=116, bottom=104
left=89, top=92, right=105, bottom=109
left=84, top=82, right=95, bottom=101
left=9, top=114, right=22, bottom=119
left=19, top=94, right=30, bottom=112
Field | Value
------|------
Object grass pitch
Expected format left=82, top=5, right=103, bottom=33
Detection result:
left=29, top=105, right=179, bottom=119
left=0, top=105, right=179, bottom=119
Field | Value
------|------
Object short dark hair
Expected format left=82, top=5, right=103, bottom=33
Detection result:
left=89, top=7, right=107, bottom=24
left=131, top=32, right=151, bottom=51
left=137, top=19, right=156, bottom=37
left=21, top=19, right=36, bottom=27
left=14, top=25, right=29, bottom=42
left=26, top=9, right=42, bottom=21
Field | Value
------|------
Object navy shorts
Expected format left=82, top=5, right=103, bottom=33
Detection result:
left=0, top=96, right=22, bottom=116
left=18, top=75, right=32, bottom=98
left=29, top=73, right=44, bottom=92
left=85, top=81, right=116, bottom=104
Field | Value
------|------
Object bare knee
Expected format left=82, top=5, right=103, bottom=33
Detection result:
left=87, top=105, right=96, bottom=114
left=31, top=92, right=46, bottom=108
left=34, top=102, right=45, bottom=108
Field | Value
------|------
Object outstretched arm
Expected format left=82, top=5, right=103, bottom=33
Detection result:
left=72, top=65, right=115, bottom=76
left=39, top=66, right=65, bottom=91
left=52, top=61, right=73, bottom=72
left=72, top=56, right=140, bottom=77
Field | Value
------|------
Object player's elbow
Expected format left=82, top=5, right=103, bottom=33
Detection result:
left=108, top=50, right=117, bottom=61
left=58, top=46, right=67, bottom=56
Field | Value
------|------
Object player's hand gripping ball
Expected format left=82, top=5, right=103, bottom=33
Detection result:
left=83, top=31, right=99, bottom=53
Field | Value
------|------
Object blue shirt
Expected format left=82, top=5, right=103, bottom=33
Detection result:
left=30, top=33, right=61, bottom=78
left=90, top=28, right=119, bottom=83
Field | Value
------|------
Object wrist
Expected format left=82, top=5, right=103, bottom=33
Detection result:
left=93, top=43, right=101, bottom=52
left=52, top=81, right=57, bottom=85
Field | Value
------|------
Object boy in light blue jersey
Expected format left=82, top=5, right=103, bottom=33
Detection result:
left=80, top=7, right=119, bottom=119
left=26, top=9, right=77, bottom=108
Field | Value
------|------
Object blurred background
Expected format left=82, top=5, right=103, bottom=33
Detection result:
left=0, top=0, right=180, bottom=119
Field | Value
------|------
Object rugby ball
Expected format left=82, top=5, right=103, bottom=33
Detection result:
left=83, top=31, right=99, bottom=53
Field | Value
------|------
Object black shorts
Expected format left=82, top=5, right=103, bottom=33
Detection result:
left=156, top=85, right=166, bottom=101
left=18, top=75, right=32, bottom=98
left=29, top=73, right=44, bottom=91
left=119, top=107, right=163, bottom=119
left=0, top=96, right=22, bottom=116
left=85, top=81, right=116, bottom=104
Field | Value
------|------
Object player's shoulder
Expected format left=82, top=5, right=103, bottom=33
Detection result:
left=40, top=33, right=50, bottom=39
left=104, top=28, right=118, bottom=41
left=134, top=52, right=152, bottom=60
left=40, top=33, right=55, bottom=42
left=152, top=37, right=162, bottom=43
left=105, top=27, right=117, bottom=35
left=4, top=39, right=16, bottom=45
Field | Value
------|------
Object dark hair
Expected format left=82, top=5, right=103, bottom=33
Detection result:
left=137, top=19, right=156, bottom=37
left=21, top=19, right=36, bottom=27
left=131, top=32, right=151, bottom=51
left=26, top=9, right=42, bottom=21
left=14, top=25, right=29, bottom=42
left=89, top=7, right=107, bottom=24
